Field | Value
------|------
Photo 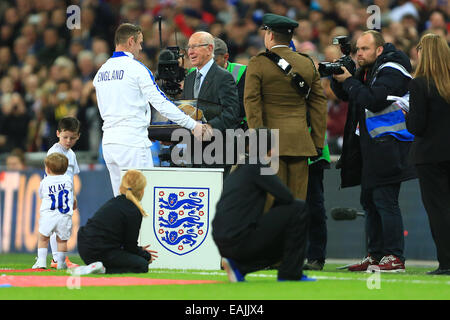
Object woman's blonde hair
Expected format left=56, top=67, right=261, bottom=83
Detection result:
left=414, top=33, right=450, bottom=103
left=119, top=170, right=148, bottom=217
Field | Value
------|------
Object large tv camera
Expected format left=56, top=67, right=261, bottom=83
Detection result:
left=318, top=36, right=356, bottom=77
left=154, top=17, right=185, bottom=97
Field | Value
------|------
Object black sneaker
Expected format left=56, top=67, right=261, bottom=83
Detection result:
left=303, top=260, right=325, bottom=271
left=426, top=268, right=450, bottom=275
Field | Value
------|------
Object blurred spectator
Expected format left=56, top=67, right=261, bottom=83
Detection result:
left=76, top=80, right=102, bottom=153
left=3, top=6, right=22, bottom=40
left=0, top=46, right=11, bottom=77
left=23, top=73, right=40, bottom=109
left=120, top=1, right=142, bottom=25
left=427, top=10, right=447, bottom=30
left=91, top=37, right=110, bottom=56
left=226, top=19, right=252, bottom=61
left=21, top=23, right=41, bottom=54
left=0, top=24, right=14, bottom=48
left=5, top=148, right=27, bottom=170
left=12, top=36, right=30, bottom=67
left=374, top=0, right=393, bottom=27
left=77, top=50, right=96, bottom=83
left=69, top=39, right=85, bottom=63
left=41, top=79, right=78, bottom=149
left=296, top=19, right=315, bottom=43
left=94, top=53, right=109, bottom=70
left=37, top=27, right=66, bottom=67
left=50, top=8, right=71, bottom=45
left=0, top=92, right=30, bottom=153
left=0, top=0, right=445, bottom=160
left=53, top=56, right=76, bottom=81
left=210, top=0, right=236, bottom=24
left=390, top=0, right=420, bottom=22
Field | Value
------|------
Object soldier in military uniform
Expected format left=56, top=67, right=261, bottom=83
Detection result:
left=244, top=13, right=328, bottom=201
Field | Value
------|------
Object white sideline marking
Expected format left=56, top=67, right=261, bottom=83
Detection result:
left=148, top=270, right=450, bottom=285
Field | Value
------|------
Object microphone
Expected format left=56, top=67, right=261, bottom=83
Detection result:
left=330, top=207, right=365, bottom=221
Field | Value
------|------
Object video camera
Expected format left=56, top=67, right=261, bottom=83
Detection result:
left=318, top=36, right=356, bottom=77
left=155, top=17, right=185, bottom=97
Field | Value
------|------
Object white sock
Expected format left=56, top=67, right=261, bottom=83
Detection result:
left=50, top=234, right=58, bottom=260
left=37, top=248, right=47, bottom=264
left=57, top=252, right=66, bottom=266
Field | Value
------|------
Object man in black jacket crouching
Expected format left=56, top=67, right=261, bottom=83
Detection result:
left=212, top=128, right=312, bottom=282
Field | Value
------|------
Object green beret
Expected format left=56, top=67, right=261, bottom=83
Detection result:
left=261, top=13, right=299, bottom=35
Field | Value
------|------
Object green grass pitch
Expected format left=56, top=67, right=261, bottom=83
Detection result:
left=0, top=253, right=449, bottom=300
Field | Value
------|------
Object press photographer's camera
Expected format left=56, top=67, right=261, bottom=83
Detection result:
left=318, top=36, right=356, bottom=77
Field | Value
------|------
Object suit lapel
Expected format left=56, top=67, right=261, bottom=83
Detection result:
left=198, top=62, right=217, bottom=99
left=184, top=71, right=195, bottom=99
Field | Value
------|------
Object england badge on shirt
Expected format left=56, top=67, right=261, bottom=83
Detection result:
left=153, top=187, right=209, bottom=255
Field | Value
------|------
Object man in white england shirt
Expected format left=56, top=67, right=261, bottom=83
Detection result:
left=94, top=23, right=205, bottom=196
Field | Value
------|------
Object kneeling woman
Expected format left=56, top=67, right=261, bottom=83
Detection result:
left=76, top=170, right=158, bottom=274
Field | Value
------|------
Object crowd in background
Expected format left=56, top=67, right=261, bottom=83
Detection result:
left=0, top=0, right=448, bottom=165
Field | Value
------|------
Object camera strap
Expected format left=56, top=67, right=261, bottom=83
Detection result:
left=262, top=51, right=311, bottom=99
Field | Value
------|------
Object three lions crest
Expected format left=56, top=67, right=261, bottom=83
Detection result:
left=154, top=187, right=209, bottom=256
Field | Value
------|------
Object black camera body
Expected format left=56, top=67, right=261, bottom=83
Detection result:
left=318, top=36, right=356, bottom=77
left=154, top=16, right=186, bottom=98
left=155, top=46, right=185, bottom=97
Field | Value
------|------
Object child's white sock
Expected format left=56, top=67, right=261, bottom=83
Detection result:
left=57, top=252, right=66, bottom=265
left=37, top=248, right=47, bottom=265
left=49, top=234, right=58, bottom=260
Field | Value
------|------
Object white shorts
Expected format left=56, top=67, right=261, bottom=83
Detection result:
left=102, top=143, right=153, bottom=197
left=39, top=211, right=73, bottom=241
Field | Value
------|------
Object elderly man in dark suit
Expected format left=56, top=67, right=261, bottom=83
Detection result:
left=182, top=31, right=240, bottom=174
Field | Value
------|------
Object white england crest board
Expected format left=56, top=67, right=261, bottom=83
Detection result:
left=122, top=167, right=223, bottom=270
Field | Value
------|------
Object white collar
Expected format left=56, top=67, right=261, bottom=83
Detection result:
left=196, top=57, right=214, bottom=77
left=270, top=45, right=289, bottom=50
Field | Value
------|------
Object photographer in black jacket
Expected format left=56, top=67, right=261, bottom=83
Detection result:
left=331, top=30, right=415, bottom=272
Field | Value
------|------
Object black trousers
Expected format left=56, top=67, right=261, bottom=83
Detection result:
left=77, top=231, right=149, bottom=274
left=215, top=199, right=309, bottom=280
left=306, top=163, right=327, bottom=262
left=360, top=183, right=405, bottom=262
left=416, top=161, right=450, bottom=269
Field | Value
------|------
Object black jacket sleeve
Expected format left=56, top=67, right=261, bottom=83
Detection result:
left=341, top=68, right=410, bottom=113
left=123, top=208, right=151, bottom=261
left=330, top=78, right=349, bottom=102
left=405, top=78, right=427, bottom=137
left=254, top=166, right=294, bottom=204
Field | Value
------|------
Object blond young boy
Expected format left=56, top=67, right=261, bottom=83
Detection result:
left=32, top=153, right=74, bottom=269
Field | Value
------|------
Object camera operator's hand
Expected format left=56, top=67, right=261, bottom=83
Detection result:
left=333, top=66, right=352, bottom=83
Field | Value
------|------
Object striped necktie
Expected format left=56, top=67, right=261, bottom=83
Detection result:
left=193, top=71, right=202, bottom=98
